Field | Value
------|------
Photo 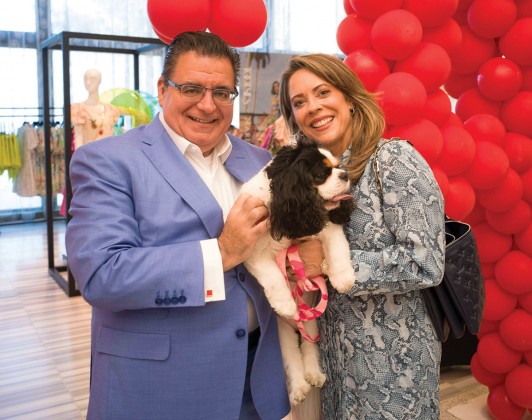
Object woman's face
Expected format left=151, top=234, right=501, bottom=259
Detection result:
left=287, top=69, right=353, bottom=157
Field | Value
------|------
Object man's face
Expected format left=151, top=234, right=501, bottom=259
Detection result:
left=158, top=51, right=235, bottom=155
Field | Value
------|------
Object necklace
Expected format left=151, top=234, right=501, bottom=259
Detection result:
left=86, top=104, right=105, bottom=135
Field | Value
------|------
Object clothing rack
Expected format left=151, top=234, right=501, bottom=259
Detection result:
left=41, top=31, right=165, bottom=297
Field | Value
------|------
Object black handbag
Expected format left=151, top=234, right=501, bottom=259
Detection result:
left=372, top=139, right=485, bottom=342
left=421, top=219, right=485, bottom=342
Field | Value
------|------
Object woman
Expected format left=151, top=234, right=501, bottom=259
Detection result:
left=279, top=53, right=446, bottom=419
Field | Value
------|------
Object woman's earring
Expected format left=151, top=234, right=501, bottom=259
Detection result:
left=350, top=107, right=355, bottom=116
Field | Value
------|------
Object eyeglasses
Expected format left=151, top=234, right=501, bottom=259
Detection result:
left=166, top=79, right=239, bottom=105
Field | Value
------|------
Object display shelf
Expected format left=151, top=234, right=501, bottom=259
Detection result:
left=41, top=31, right=165, bottom=296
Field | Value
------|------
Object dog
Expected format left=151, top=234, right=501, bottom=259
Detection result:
left=240, top=137, right=356, bottom=412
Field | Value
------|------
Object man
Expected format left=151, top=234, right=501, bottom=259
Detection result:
left=66, top=31, right=290, bottom=420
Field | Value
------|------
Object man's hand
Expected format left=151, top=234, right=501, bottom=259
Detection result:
left=218, top=194, right=269, bottom=271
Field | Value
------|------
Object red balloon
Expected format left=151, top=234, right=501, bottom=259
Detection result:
left=478, top=317, right=500, bottom=338
left=495, top=250, right=532, bottom=295
left=477, top=332, right=522, bottom=374
left=517, top=0, right=532, bottom=18
left=526, top=350, right=532, bottom=365
left=482, top=263, right=496, bottom=279
left=505, top=132, right=532, bottom=174
left=523, top=167, right=532, bottom=204
left=422, top=18, right=462, bottom=53
left=350, top=0, right=404, bottom=20
left=403, top=0, right=459, bottom=27
left=147, top=0, right=210, bottom=41
left=521, top=66, right=532, bottom=91
left=463, top=200, right=486, bottom=225
left=336, top=14, right=373, bottom=56
left=444, top=112, right=464, bottom=127
left=453, top=8, right=469, bottom=26
left=488, top=384, right=527, bottom=420
left=515, top=223, right=532, bottom=257
left=505, top=364, right=532, bottom=408
left=444, top=176, right=476, bottom=219
left=464, top=114, right=506, bottom=146
left=455, top=88, right=501, bottom=122
left=519, top=291, right=532, bottom=314
left=500, top=309, right=532, bottom=352
left=467, top=0, right=518, bottom=38
left=207, top=0, right=267, bottom=48
left=376, top=72, right=427, bottom=126
left=370, top=10, right=423, bottom=60
left=443, top=71, right=477, bottom=99
left=477, top=58, right=523, bottom=101
left=486, top=200, right=532, bottom=235
left=430, top=165, right=449, bottom=196
left=501, top=91, right=532, bottom=138
left=473, top=222, right=513, bottom=264
left=152, top=26, right=175, bottom=45
left=477, top=169, right=523, bottom=212
left=344, top=49, right=390, bottom=92
left=465, top=141, right=509, bottom=190
left=483, top=279, right=518, bottom=322
left=389, top=119, right=443, bottom=164
left=499, top=18, right=532, bottom=66
left=422, top=89, right=452, bottom=126
left=438, top=125, right=476, bottom=176
left=470, top=353, right=506, bottom=387
left=344, top=0, right=356, bottom=15
left=449, top=26, right=497, bottom=75
left=457, top=0, right=474, bottom=10
left=394, top=42, right=452, bottom=93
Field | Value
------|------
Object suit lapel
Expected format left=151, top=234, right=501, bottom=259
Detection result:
left=224, top=134, right=270, bottom=183
left=139, top=118, right=224, bottom=238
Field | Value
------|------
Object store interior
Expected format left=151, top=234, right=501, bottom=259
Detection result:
left=0, top=1, right=531, bottom=419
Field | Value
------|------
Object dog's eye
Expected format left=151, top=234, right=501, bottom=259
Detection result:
left=313, top=168, right=331, bottom=184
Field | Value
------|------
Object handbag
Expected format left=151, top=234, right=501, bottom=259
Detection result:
left=372, top=138, right=485, bottom=342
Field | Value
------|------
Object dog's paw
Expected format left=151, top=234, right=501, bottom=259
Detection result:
left=328, top=267, right=355, bottom=293
left=305, top=367, right=326, bottom=388
left=265, top=291, right=298, bottom=318
left=288, top=378, right=311, bottom=406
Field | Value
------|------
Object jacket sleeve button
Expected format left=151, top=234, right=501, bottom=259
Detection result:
left=236, top=329, right=246, bottom=339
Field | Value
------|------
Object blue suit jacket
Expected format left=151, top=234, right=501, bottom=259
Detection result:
left=66, top=116, right=290, bottom=420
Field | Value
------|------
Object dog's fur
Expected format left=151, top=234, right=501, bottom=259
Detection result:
left=241, top=137, right=356, bottom=414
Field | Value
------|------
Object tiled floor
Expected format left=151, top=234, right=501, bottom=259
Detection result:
left=0, top=221, right=523, bottom=420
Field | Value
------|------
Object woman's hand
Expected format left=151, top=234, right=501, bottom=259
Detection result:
left=297, top=239, right=325, bottom=278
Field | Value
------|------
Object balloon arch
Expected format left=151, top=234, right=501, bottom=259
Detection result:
left=147, top=0, right=532, bottom=417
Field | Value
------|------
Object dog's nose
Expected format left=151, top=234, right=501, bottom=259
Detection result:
left=339, top=171, right=348, bottom=181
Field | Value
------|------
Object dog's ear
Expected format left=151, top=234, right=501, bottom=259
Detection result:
left=328, top=198, right=355, bottom=225
left=269, top=158, right=327, bottom=241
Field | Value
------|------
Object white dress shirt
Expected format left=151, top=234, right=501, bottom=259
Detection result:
left=159, top=113, right=258, bottom=330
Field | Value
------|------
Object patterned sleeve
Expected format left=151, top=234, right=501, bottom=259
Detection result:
left=346, top=139, right=446, bottom=296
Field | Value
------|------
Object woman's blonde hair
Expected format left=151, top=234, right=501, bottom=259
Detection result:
left=279, top=53, right=385, bottom=184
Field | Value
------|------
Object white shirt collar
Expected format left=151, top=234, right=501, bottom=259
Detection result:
left=158, top=112, right=232, bottom=163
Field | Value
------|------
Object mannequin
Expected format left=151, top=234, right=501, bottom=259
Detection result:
left=71, top=69, right=120, bottom=148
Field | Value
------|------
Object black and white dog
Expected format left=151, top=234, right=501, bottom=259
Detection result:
left=241, top=137, right=356, bottom=409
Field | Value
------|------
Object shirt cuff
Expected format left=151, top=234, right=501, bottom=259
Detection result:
left=200, top=239, right=226, bottom=302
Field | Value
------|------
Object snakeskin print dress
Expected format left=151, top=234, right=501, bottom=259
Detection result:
left=319, top=139, right=446, bottom=420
